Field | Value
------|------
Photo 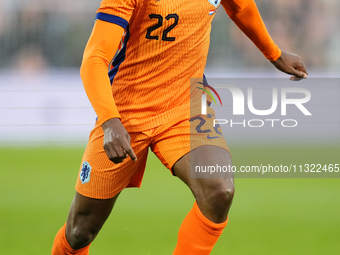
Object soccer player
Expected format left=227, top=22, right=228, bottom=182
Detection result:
left=52, top=0, right=308, bottom=254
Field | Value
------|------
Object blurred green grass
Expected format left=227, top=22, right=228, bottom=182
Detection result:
left=0, top=146, right=339, bottom=255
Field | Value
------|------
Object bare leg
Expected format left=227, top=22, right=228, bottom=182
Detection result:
left=173, top=145, right=234, bottom=223
left=65, top=192, right=119, bottom=249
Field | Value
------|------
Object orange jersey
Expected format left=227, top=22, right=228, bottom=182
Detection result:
left=96, top=0, right=221, bottom=131
left=82, top=0, right=281, bottom=131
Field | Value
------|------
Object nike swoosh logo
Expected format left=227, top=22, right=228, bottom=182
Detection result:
left=206, top=135, right=221, bottom=139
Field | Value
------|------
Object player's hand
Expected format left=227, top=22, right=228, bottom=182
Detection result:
left=101, top=118, right=137, bottom=164
left=271, top=51, right=308, bottom=81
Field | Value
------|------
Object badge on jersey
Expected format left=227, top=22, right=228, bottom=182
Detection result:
left=80, top=161, right=92, bottom=184
left=208, top=0, right=221, bottom=8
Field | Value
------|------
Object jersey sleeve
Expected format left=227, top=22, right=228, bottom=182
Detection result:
left=221, top=0, right=281, bottom=61
left=80, top=21, right=125, bottom=125
left=96, top=0, right=138, bottom=29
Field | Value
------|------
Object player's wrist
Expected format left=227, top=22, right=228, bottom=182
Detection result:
left=97, top=110, right=121, bottom=126
left=270, top=50, right=285, bottom=64
left=101, top=118, right=122, bottom=130
left=266, top=47, right=281, bottom=62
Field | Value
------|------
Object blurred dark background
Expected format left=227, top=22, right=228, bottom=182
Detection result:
left=0, top=0, right=339, bottom=73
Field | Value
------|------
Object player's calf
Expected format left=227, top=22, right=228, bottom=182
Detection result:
left=65, top=192, right=117, bottom=250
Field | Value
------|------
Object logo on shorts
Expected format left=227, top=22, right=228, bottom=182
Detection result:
left=197, top=82, right=223, bottom=115
left=80, top=161, right=92, bottom=184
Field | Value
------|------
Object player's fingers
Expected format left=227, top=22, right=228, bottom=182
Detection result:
left=122, top=133, right=136, bottom=161
left=103, top=142, right=114, bottom=158
left=121, top=141, right=137, bottom=161
left=112, top=143, right=128, bottom=159
left=127, top=133, right=131, bottom=144
left=121, top=147, right=128, bottom=158
left=104, top=140, right=127, bottom=163
left=290, top=66, right=308, bottom=79
left=104, top=144, right=123, bottom=163
left=290, top=75, right=304, bottom=81
left=294, top=57, right=308, bottom=74
left=126, top=147, right=137, bottom=161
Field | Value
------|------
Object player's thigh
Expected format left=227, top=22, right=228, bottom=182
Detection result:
left=152, top=110, right=233, bottom=194
left=173, top=145, right=234, bottom=200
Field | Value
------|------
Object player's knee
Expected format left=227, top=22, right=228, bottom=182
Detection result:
left=225, top=184, right=235, bottom=203
left=67, top=225, right=96, bottom=250
left=203, top=182, right=235, bottom=210
left=212, top=183, right=235, bottom=206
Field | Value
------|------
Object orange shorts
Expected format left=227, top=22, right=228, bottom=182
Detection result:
left=75, top=108, right=230, bottom=199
